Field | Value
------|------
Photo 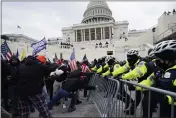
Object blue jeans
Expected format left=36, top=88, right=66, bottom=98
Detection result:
left=48, top=88, right=69, bottom=110
left=42, top=86, right=50, bottom=102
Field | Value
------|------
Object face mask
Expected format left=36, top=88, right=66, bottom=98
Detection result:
left=127, top=56, right=138, bottom=66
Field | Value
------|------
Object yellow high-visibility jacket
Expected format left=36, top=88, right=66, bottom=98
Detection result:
left=91, top=65, right=97, bottom=72
left=122, top=61, right=147, bottom=80
left=135, top=73, right=155, bottom=91
left=102, top=64, right=121, bottom=77
left=97, top=63, right=109, bottom=74
left=122, top=59, right=156, bottom=81
left=112, top=59, right=140, bottom=78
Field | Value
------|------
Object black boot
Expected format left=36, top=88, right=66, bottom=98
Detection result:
left=54, top=101, right=61, bottom=106
left=76, top=100, right=82, bottom=105
left=68, top=107, right=76, bottom=113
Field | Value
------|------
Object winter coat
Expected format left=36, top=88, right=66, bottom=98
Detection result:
left=16, top=56, right=58, bottom=100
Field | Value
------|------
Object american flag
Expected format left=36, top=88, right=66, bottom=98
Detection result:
left=1, top=40, right=12, bottom=60
left=69, top=49, right=78, bottom=71
left=81, top=64, right=91, bottom=73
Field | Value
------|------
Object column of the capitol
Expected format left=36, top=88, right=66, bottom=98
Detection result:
left=81, top=29, right=83, bottom=42
left=95, top=28, right=97, bottom=40
left=89, top=28, right=91, bottom=41
left=101, top=27, right=102, bottom=40
left=109, top=26, right=111, bottom=39
left=83, top=29, right=85, bottom=41
left=103, top=27, right=105, bottom=39
left=75, top=30, right=77, bottom=42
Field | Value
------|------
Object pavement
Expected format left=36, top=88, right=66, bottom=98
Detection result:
left=30, top=92, right=100, bottom=117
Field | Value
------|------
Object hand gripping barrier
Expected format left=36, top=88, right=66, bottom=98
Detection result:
left=88, top=74, right=120, bottom=117
left=117, top=79, right=176, bottom=118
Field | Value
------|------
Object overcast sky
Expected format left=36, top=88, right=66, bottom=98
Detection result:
left=2, top=1, right=176, bottom=40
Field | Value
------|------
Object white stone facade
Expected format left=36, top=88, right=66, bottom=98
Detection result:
left=2, top=0, right=176, bottom=62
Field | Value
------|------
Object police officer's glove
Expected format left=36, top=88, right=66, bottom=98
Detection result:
left=116, top=75, right=122, bottom=80
left=128, top=85, right=135, bottom=91
left=154, top=68, right=164, bottom=80
left=104, top=76, right=109, bottom=80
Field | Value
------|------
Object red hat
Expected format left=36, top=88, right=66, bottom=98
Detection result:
left=57, top=60, right=63, bottom=64
left=36, top=55, right=46, bottom=64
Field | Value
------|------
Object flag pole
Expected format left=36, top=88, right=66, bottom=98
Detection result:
left=44, top=36, right=47, bottom=57
left=16, top=26, right=18, bottom=34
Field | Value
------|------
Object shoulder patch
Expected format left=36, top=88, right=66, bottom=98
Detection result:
left=138, top=61, right=145, bottom=67
left=164, top=72, right=171, bottom=78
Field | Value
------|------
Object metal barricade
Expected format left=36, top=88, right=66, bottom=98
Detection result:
left=88, top=74, right=120, bottom=117
left=117, top=79, right=176, bottom=118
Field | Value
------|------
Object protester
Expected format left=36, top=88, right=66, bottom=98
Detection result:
left=16, top=55, right=58, bottom=118
left=1, top=59, right=11, bottom=113
left=47, top=69, right=96, bottom=112
left=8, top=55, right=20, bottom=116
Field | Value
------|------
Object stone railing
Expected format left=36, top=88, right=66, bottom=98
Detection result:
left=154, top=24, right=176, bottom=43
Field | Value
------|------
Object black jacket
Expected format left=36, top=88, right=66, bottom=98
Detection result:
left=62, top=69, right=86, bottom=92
left=1, top=60, right=11, bottom=96
left=16, top=56, right=58, bottom=99
left=8, top=56, right=20, bottom=86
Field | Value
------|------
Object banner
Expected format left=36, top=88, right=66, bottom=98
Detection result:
left=31, top=37, right=47, bottom=55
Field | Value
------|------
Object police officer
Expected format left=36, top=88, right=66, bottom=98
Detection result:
left=96, top=57, right=109, bottom=74
left=121, top=49, right=158, bottom=115
left=101, top=57, right=118, bottom=78
left=112, top=49, right=142, bottom=111
left=138, top=40, right=176, bottom=118
left=91, top=58, right=102, bottom=72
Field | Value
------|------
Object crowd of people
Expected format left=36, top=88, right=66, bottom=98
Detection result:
left=1, top=38, right=176, bottom=118
left=163, top=9, right=176, bottom=15
left=91, top=39, right=176, bottom=118
left=1, top=55, right=95, bottom=118
left=60, top=42, right=73, bottom=49
left=95, top=41, right=109, bottom=48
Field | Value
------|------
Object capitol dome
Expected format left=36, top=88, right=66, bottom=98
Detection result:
left=82, top=0, right=115, bottom=24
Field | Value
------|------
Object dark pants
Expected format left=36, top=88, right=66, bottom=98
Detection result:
left=143, top=91, right=176, bottom=118
left=130, top=90, right=142, bottom=110
left=45, top=80, right=54, bottom=100
left=2, top=89, right=9, bottom=111
left=8, top=85, right=18, bottom=114
left=117, top=82, right=134, bottom=109
left=48, top=88, right=76, bottom=110
left=83, top=72, right=95, bottom=97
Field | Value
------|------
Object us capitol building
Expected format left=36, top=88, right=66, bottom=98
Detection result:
left=2, top=0, right=176, bottom=61
left=62, top=0, right=145, bottom=43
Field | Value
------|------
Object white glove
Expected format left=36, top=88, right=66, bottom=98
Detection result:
left=50, top=72, right=55, bottom=76
left=55, top=69, right=64, bottom=76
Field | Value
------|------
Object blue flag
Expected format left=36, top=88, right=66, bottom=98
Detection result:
left=31, top=37, right=47, bottom=56
left=16, top=49, right=19, bottom=59
left=82, top=54, right=87, bottom=61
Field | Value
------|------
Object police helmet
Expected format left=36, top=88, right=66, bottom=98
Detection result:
left=152, top=40, right=176, bottom=60
left=127, top=49, right=139, bottom=56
